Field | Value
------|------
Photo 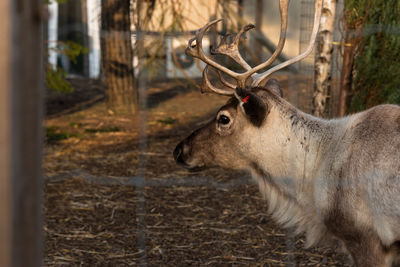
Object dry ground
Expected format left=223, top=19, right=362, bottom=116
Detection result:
left=44, top=77, right=351, bottom=266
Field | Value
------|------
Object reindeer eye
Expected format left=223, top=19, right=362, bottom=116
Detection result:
left=218, top=115, right=230, bottom=125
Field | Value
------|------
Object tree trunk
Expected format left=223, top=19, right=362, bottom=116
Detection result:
left=101, top=0, right=137, bottom=114
left=313, top=0, right=337, bottom=117
left=337, top=30, right=356, bottom=117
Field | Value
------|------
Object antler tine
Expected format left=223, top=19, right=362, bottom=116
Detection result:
left=200, top=0, right=289, bottom=87
left=216, top=70, right=236, bottom=89
left=211, top=24, right=255, bottom=72
left=186, top=19, right=242, bottom=82
left=251, top=0, right=323, bottom=86
left=187, top=0, right=321, bottom=94
left=201, top=66, right=235, bottom=95
left=237, top=0, right=290, bottom=84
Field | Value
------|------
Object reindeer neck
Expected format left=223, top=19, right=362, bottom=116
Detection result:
left=250, top=99, right=338, bottom=199
left=284, top=104, right=336, bottom=179
left=247, top=99, right=338, bottom=246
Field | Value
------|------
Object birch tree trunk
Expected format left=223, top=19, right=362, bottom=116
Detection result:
left=313, top=0, right=337, bottom=117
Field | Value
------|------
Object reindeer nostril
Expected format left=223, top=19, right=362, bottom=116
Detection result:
left=173, top=142, right=185, bottom=165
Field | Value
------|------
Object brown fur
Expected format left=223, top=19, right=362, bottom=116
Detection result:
left=174, top=84, right=400, bottom=266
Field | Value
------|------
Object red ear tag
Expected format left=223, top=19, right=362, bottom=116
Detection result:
left=242, top=95, right=250, bottom=103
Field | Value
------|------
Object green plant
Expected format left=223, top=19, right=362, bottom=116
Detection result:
left=157, top=117, right=176, bottom=125
left=345, top=0, right=400, bottom=112
left=84, top=126, right=121, bottom=133
left=45, top=126, right=78, bottom=142
left=45, top=65, right=74, bottom=93
left=45, top=0, right=89, bottom=93
left=45, top=41, right=88, bottom=93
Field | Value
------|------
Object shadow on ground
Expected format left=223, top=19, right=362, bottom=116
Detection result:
left=44, top=77, right=351, bottom=266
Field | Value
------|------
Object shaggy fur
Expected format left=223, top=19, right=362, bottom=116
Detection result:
left=174, top=81, right=400, bottom=267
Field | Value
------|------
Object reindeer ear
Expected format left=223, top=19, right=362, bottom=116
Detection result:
left=265, top=78, right=283, bottom=97
left=235, top=87, right=268, bottom=127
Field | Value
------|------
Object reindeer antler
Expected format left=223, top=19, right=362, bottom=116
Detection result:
left=186, top=0, right=323, bottom=96
left=251, top=0, right=323, bottom=86
left=211, top=24, right=255, bottom=72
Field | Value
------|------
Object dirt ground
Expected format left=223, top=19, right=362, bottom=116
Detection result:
left=44, top=77, right=351, bottom=266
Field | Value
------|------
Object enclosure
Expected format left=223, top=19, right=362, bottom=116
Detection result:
left=1, top=0, right=400, bottom=266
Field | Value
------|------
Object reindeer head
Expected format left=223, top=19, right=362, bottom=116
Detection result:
left=174, top=0, right=322, bottom=171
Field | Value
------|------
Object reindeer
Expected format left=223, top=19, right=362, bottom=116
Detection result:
left=173, top=0, right=400, bottom=266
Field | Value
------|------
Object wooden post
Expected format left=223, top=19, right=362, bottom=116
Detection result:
left=254, top=0, right=263, bottom=62
left=0, top=0, right=43, bottom=266
left=337, top=30, right=356, bottom=117
left=221, top=0, right=228, bottom=34
left=237, top=0, right=243, bottom=28
left=0, top=0, right=12, bottom=264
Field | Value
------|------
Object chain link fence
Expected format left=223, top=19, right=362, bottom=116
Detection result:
left=44, top=0, right=351, bottom=266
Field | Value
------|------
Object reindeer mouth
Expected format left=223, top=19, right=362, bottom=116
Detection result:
left=173, top=141, right=204, bottom=172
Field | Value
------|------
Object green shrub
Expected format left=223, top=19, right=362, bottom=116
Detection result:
left=345, top=0, right=400, bottom=112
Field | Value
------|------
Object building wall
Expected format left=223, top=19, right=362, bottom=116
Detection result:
left=47, top=0, right=344, bottom=80
left=143, top=0, right=218, bottom=32
left=57, top=0, right=89, bottom=76
left=244, top=0, right=301, bottom=66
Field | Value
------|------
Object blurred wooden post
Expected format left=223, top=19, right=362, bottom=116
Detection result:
left=0, top=0, right=43, bottom=266
left=220, top=0, right=228, bottom=34
left=0, top=0, right=12, bottom=264
left=237, top=0, right=243, bottom=28
left=338, top=30, right=356, bottom=117
left=254, top=0, right=263, bottom=63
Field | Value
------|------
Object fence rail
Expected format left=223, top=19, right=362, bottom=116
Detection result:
left=45, top=169, right=255, bottom=189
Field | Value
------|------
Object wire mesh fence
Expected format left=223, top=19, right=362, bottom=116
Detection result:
left=43, top=0, right=352, bottom=266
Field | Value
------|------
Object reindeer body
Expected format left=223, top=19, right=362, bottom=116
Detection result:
left=245, top=90, right=400, bottom=264
left=174, top=3, right=400, bottom=264
left=175, top=86, right=400, bottom=266
left=249, top=90, right=400, bottom=244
